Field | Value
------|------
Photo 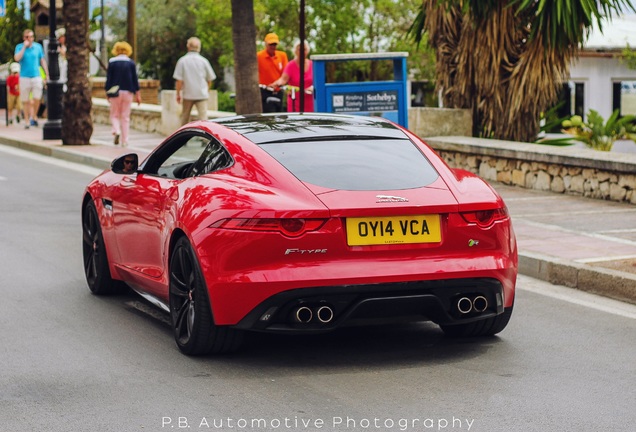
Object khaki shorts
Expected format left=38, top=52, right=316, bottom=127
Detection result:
left=19, top=77, right=44, bottom=101
left=7, top=94, right=22, bottom=112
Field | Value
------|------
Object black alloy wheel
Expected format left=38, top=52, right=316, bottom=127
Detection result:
left=82, top=200, right=120, bottom=295
left=169, top=236, right=243, bottom=355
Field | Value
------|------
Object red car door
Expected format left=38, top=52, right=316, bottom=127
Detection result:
left=111, top=173, right=177, bottom=279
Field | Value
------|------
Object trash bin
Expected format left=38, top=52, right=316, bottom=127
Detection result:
left=0, top=79, right=8, bottom=126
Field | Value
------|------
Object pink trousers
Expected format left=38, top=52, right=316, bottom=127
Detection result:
left=109, top=91, right=134, bottom=145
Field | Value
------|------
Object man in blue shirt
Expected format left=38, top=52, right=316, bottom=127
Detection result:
left=14, top=29, right=49, bottom=129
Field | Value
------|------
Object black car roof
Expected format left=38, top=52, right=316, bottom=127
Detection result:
left=211, top=113, right=408, bottom=144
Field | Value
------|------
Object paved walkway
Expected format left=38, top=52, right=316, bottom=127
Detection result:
left=1, top=116, right=635, bottom=304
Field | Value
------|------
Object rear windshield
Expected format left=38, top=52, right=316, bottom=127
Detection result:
left=259, top=138, right=439, bottom=190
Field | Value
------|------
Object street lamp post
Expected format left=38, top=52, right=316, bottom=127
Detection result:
left=299, top=0, right=306, bottom=112
left=43, top=0, right=63, bottom=140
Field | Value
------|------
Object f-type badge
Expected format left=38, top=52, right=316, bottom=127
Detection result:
left=376, top=195, right=409, bottom=203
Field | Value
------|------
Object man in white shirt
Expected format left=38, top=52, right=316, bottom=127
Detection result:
left=173, top=37, right=217, bottom=125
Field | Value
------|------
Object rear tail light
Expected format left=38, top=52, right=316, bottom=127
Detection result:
left=460, top=207, right=509, bottom=228
left=210, top=218, right=327, bottom=237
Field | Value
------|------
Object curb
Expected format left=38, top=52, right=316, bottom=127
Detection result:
left=0, top=135, right=119, bottom=171
left=519, top=252, right=636, bottom=305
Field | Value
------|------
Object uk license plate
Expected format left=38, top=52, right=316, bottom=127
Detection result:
left=346, top=215, right=441, bottom=246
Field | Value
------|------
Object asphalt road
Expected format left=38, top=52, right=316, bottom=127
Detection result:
left=1, top=145, right=635, bottom=432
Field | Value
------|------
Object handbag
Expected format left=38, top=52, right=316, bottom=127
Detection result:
left=106, top=85, right=120, bottom=97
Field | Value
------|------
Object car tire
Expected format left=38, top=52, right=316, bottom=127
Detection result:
left=82, top=199, right=122, bottom=295
left=440, top=303, right=514, bottom=338
left=169, top=236, right=243, bottom=355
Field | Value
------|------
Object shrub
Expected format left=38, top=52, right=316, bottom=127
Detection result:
left=561, top=109, right=636, bottom=151
left=217, top=91, right=236, bottom=113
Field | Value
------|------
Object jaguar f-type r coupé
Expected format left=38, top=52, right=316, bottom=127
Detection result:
left=82, top=113, right=517, bottom=355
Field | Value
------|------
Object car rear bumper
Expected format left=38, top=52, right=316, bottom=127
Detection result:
left=231, top=278, right=506, bottom=333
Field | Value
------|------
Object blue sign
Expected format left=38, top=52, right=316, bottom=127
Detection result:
left=313, top=52, right=409, bottom=128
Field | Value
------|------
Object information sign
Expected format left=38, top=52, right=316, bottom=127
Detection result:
left=332, top=91, right=399, bottom=114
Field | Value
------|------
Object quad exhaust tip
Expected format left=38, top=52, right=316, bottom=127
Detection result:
left=456, top=295, right=489, bottom=315
left=316, top=306, right=334, bottom=323
left=293, top=304, right=334, bottom=324
left=457, top=297, right=473, bottom=314
left=295, top=306, right=313, bottom=323
left=472, top=295, right=488, bottom=313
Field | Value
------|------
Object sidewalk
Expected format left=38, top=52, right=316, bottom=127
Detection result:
left=1, top=118, right=635, bottom=304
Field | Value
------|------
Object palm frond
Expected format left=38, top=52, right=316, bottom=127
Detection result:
left=535, top=137, right=576, bottom=146
left=407, top=4, right=426, bottom=47
left=512, top=0, right=636, bottom=50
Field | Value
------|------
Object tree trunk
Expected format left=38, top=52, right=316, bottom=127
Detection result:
left=230, top=0, right=261, bottom=115
left=62, top=0, right=93, bottom=145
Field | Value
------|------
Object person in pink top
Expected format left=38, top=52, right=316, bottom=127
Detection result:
left=270, top=40, right=314, bottom=112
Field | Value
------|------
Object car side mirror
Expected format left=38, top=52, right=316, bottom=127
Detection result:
left=112, top=153, right=139, bottom=174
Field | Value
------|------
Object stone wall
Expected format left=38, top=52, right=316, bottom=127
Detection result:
left=90, top=92, right=471, bottom=137
left=91, top=92, right=232, bottom=136
left=92, top=98, right=164, bottom=134
left=426, top=136, right=636, bottom=204
left=90, top=77, right=161, bottom=104
left=160, top=90, right=222, bottom=135
left=408, top=107, right=472, bottom=138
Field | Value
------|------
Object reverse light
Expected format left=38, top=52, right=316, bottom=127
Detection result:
left=210, top=218, right=327, bottom=237
left=460, top=207, right=509, bottom=228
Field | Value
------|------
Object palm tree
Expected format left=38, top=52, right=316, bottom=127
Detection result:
left=231, top=0, right=262, bottom=114
left=62, top=0, right=93, bottom=145
left=410, top=0, right=635, bottom=142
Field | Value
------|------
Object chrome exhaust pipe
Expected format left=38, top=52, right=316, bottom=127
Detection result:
left=294, top=306, right=313, bottom=323
left=472, top=296, right=488, bottom=313
left=456, top=297, right=473, bottom=314
left=316, top=306, right=334, bottom=323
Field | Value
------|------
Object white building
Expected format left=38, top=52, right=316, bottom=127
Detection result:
left=567, top=14, right=636, bottom=119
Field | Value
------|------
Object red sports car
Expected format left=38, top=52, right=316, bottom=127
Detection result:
left=82, top=113, right=517, bottom=355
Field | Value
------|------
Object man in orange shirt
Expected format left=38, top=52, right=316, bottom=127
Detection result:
left=257, top=33, right=288, bottom=112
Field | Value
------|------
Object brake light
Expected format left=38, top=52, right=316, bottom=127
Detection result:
left=460, top=207, right=508, bottom=228
left=210, top=218, right=327, bottom=237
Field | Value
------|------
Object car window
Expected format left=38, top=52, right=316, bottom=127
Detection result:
left=259, top=138, right=439, bottom=190
left=189, top=140, right=233, bottom=176
left=144, top=134, right=211, bottom=179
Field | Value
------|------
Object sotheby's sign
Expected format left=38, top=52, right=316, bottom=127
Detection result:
left=331, top=90, right=399, bottom=113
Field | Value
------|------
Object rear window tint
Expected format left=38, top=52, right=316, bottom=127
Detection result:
left=260, top=139, right=439, bottom=190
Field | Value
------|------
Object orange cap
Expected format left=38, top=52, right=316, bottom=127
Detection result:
left=264, top=33, right=279, bottom=45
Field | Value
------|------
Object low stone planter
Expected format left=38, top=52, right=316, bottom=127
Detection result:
left=90, top=77, right=161, bottom=104
left=426, top=136, right=636, bottom=204
left=91, top=93, right=233, bottom=136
